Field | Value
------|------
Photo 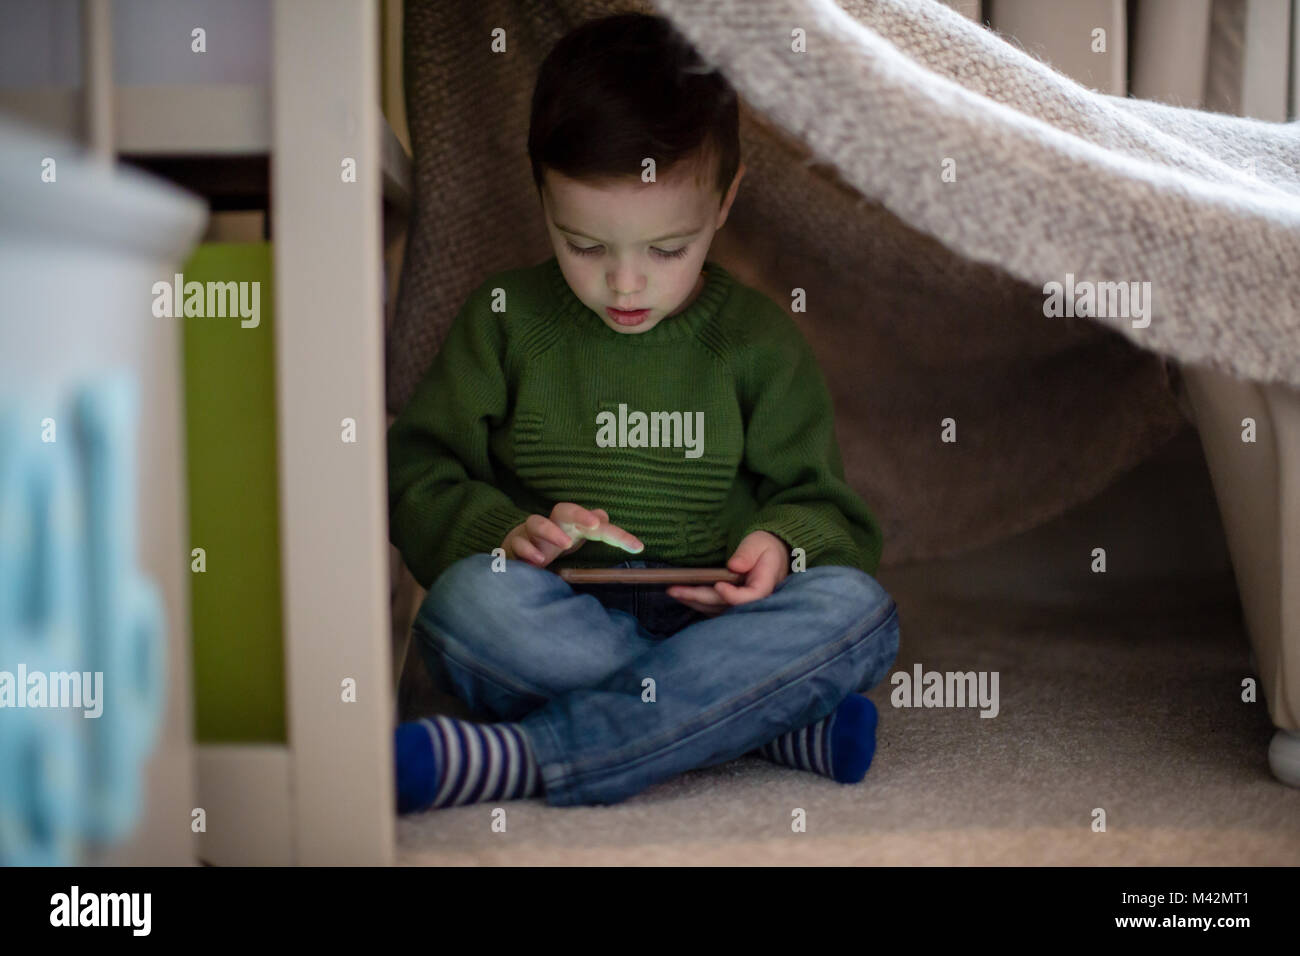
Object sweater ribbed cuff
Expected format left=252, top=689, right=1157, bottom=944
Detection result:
left=441, top=503, right=534, bottom=573
left=738, top=503, right=864, bottom=573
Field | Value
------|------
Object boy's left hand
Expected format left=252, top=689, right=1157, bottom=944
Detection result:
left=666, top=530, right=789, bottom=616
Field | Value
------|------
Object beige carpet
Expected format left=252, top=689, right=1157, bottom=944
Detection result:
left=396, top=581, right=1299, bottom=866
left=395, top=430, right=1300, bottom=865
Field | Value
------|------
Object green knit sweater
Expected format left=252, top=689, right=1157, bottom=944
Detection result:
left=387, top=255, right=883, bottom=588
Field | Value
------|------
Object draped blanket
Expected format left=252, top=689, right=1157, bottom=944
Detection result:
left=390, top=0, right=1300, bottom=564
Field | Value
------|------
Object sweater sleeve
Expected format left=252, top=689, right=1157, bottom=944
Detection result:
left=387, top=282, right=532, bottom=589
left=729, top=304, right=884, bottom=576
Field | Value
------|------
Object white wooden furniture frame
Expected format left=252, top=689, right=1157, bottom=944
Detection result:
left=4, top=0, right=409, bottom=864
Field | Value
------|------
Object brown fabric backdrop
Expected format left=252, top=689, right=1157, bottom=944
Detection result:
left=389, top=0, right=1189, bottom=565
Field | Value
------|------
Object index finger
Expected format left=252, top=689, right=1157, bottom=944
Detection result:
left=584, top=521, right=644, bottom=554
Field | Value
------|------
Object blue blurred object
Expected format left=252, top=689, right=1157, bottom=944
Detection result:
left=0, top=374, right=166, bottom=865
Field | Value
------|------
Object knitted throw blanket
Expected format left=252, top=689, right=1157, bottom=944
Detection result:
left=391, top=0, right=1300, bottom=564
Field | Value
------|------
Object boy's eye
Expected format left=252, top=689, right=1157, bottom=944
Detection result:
left=653, top=246, right=690, bottom=260
left=564, top=241, right=690, bottom=260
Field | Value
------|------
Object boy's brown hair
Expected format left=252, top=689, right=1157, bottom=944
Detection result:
left=527, top=12, right=741, bottom=205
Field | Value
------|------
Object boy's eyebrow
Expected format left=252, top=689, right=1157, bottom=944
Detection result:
left=554, top=221, right=705, bottom=243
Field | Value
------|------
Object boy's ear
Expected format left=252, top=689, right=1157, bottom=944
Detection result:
left=717, top=162, right=746, bottom=225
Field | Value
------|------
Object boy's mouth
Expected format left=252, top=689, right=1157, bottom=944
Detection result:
left=606, top=307, right=650, bottom=326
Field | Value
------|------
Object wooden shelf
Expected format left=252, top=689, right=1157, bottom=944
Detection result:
left=0, top=83, right=411, bottom=207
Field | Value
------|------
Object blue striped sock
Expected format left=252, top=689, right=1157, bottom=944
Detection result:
left=755, top=694, right=879, bottom=783
left=394, top=715, right=544, bottom=813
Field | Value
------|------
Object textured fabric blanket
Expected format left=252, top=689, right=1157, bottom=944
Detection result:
left=390, top=0, right=1300, bottom=564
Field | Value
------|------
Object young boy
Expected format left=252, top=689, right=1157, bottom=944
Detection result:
left=389, top=12, right=900, bottom=812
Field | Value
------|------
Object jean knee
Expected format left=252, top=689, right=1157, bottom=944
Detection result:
left=416, top=551, right=576, bottom=665
left=810, top=565, right=899, bottom=661
left=804, top=564, right=893, bottom=614
left=425, top=553, right=496, bottom=610
left=872, top=602, right=901, bottom=669
left=844, top=573, right=900, bottom=685
left=421, top=552, right=533, bottom=629
left=413, top=554, right=487, bottom=651
left=844, top=567, right=898, bottom=633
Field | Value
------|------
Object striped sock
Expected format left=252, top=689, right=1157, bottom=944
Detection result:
left=754, top=694, right=879, bottom=784
left=394, top=715, right=543, bottom=813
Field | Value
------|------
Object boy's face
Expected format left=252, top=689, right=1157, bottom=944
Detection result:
left=540, top=159, right=745, bottom=335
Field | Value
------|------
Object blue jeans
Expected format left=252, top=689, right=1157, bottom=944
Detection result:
left=411, top=554, right=900, bottom=806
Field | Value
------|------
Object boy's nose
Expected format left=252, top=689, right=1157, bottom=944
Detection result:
left=607, top=268, right=645, bottom=296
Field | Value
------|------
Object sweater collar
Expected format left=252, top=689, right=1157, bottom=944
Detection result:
left=546, top=255, right=734, bottom=343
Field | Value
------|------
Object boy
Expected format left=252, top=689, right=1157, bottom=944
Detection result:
left=389, top=12, right=899, bottom=812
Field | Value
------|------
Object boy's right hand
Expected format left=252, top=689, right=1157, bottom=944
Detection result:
left=501, top=503, right=644, bottom=569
